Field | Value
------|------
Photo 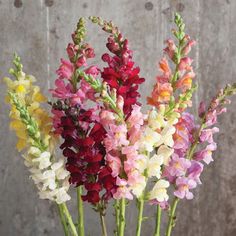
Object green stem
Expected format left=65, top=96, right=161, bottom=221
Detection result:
left=57, top=204, right=69, bottom=236
left=165, top=198, right=179, bottom=236
left=99, top=211, right=108, bottom=236
left=154, top=205, right=162, bottom=236
left=115, top=200, right=120, bottom=236
left=136, top=198, right=144, bottom=236
left=77, top=186, right=85, bottom=236
left=60, top=203, right=78, bottom=236
left=118, top=198, right=126, bottom=236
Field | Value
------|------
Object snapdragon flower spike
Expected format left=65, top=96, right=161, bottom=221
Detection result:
left=167, top=84, right=236, bottom=200
left=88, top=17, right=151, bottom=201
left=50, top=18, right=97, bottom=107
left=145, top=14, right=204, bottom=201
left=101, top=99, right=175, bottom=203
left=148, top=13, right=196, bottom=116
left=50, top=18, right=118, bottom=204
left=161, top=112, right=202, bottom=200
left=58, top=105, right=117, bottom=203
left=135, top=107, right=176, bottom=204
left=192, top=83, right=236, bottom=165
left=4, top=56, right=71, bottom=204
left=101, top=102, right=146, bottom=200
left=90, top=16, right=145, bottom=117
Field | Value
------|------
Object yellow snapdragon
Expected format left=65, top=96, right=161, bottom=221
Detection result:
left=4, top=58, right=52, bottom=150
left=4, top=54, right=70, bottom=204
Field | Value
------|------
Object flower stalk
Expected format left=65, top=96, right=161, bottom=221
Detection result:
left=165, top=198, right=179, bottom=236
left=60, top=203, right=78, bottom=236
left=154, top=205, right=162, bottom=236
left=99, top=211, right=108, bottom=236
left=136, top=198, right=144, bottom=236
left=77, top=186, right=85, bottom=236
left=114, top=200, right=120, bottom=236
left=119, top=198, right=126, bottom=236
left=57, top=204, right=69, bottom=236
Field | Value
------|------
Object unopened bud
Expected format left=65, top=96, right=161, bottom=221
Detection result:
left=117, top=95, right=124, bottom=110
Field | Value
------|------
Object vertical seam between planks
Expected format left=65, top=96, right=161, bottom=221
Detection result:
left=46, top=7, right=50, bottom=89
left=194, top=0, right=201, bottom=117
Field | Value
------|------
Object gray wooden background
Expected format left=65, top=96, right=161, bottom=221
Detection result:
left=1, top=0, right=236, bottom=235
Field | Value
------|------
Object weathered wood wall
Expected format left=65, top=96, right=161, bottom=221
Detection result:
left=0, top=0, right=236, bottom=235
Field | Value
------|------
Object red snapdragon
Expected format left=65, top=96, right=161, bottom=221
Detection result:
left=101, top=34, right=145, bottom=116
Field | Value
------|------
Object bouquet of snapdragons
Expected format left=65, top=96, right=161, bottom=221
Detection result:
left=3, top=13, right=236, bottom=236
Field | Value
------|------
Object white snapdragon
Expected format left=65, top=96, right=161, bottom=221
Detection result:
left=23, top=147, right=71, bottom=204
left=147, top=154, right=164, bottom=178
left=137, top=107, right=177, bottom=202
left=32, top=151, right=51, bottom=169
left=157, top=145, right=174, bottom=165
left=149, top=179, right=170, bottom=202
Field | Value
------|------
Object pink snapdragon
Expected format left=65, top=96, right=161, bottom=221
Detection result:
left=199, top=127, right=219, bottom=144
left=173, top=112, right=196, bottom=156
left=182, top=38, right=196, bottom=56
left=187, top=160, right=204, bottom=184
left=122, top=145, right=140, bottom=173
left=127, top=104, right=145, bottom=144
left=174, top=177, right=197, bottom=200
left=178, top=57, right=193, bottom=71
left=164, top=39, right=176, bottom=60
left=106, top=153, right=121, bottom=177
left=104, top=124, right=129, bottom=152
left=56, top=59, right=74, bottom=80
left=164, top=154, right=191, bottom=180
left=194, top=142, right=217, bottom=164
left=113, top=178, right=133, bottom=200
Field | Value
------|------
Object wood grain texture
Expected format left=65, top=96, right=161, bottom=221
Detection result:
left=0, top=0, right=235, bottom=235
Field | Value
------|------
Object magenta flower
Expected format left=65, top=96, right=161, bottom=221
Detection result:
left=50, top=79, right=90, bottom=106
left=51, top=109, right=64, bottom=134
left=174, top=177, right=197, bottom=200
left=205, top=110, right=218, bottom=126
left=173, top=112, right=196, bottom=155
left=187, top=160, right=204, bottom=184
left=122, top=145, right=140, bottom=173
left=76, top=55, right=87, bottom=68
left=113, top=177, right=133, bottom=200
left=104, top=124, right=129, bottom=151
left=205, top=108, right=227, bottom=127
left=164, top=154, right=191, bottom=179
left=127, top=104, right=144, bottom=127
left=198, top=91, right=228, bottom=127
left=149, top=199, right=170, bottom=210
left=56, top=59, right=74, bottom=80
left=66, top=43, right=78, bottom=61
left=194, top=142, right=217, bottom=164
left=200, top=127, right=219, bottom=144
left=106, top=153, right=121, bottom=177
